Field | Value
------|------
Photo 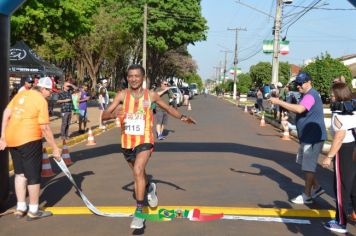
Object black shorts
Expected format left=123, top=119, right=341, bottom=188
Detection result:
left=121, top=143, right=154, bottom=162
left=9, top=140, right=43, bottom=185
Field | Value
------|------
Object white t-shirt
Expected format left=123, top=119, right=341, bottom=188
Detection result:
left=330, top=111, right=356, bottom=143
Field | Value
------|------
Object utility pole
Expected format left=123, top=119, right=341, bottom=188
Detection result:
left=213, top=66, right=221, bottom=83
left=142, top=3, right=148, bottom=88
left=227, top=27, right=246, bottom=100
left=220, top=50, right=231, bottom=83
left=271, top=0, right=282, bottom=87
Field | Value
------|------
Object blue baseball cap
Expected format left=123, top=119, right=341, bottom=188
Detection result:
left=295, top=72, right=312, bottom=85
left=25, top=76, right=34, bottom=83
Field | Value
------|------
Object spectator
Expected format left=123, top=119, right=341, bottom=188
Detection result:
left=9, top=86, right=19, bottom=101
left=18, top=76, right=34, bottom=93
left=255, top=88, right=264, bottom=112
left=71, top=88, right=81, bottom=124
left=269, top=71, right=327, bottom=205
left=322, top=83, right=356, bottom=234
left=0, top=77, right=61, bottom=221
left=155, top=81, right=174, bottom=140
left=48, top=76, right=60, bottom=116
left=57, top=82, right=75, bottom=140
left=78, top=85, right=90, bottom=134
left=98, top=79, right=109, bottom=109
left=98, top=87, right=107, bottom=129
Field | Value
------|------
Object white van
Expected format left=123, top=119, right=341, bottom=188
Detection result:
left=189, top=83, right=198, bottom=95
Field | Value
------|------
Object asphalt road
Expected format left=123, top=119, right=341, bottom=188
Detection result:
left=1, top=94, right=354, bottom=236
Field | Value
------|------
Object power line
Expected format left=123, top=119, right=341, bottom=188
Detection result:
left=288, top=4, right=356, bottom=10
left=281, top=0, right=322, bottom=40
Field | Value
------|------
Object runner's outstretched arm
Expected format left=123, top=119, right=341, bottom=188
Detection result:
left=150, top=91, right=196, bottom=124
left=102, top=91, right=125, bottom=121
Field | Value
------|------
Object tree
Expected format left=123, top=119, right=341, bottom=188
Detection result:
left=237, top=73, right=252, bottom=94
left=159, top=46, right=197, bottom=81
left=303, top=53, right=352, bottom=97
left=250, top=62, right=272, bottom=87
left=117, top=0, right=208, bottom=84
left=11, top=0, right=101, bottom=46
left=279, top=62, right=290, bottom=86
left=183, top=73, right=203, bottom=90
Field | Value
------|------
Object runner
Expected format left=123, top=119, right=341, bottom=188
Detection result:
left=102, top=64, right=196, bottom=229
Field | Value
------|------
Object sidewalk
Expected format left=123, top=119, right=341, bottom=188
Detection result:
left=45, top=101, right=116, bottom=152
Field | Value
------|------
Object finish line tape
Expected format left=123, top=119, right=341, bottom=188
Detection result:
left=54, top=159, right=131, bottom=218
left=53, top=159, right=321, bottom=224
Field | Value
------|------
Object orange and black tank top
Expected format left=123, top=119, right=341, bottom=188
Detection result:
left=121, top=88, right=154, bottom=149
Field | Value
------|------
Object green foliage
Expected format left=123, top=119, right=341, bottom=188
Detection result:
left=303, top=53, right=352, bottom=97
left=183, top=73, right=203, bottom=90
left=108, top=91, right=117, bottom=99
left=237, top=73, right=252, bottom=94
left=11, top=0, right=101, bottom=46
left=250, top=62, right=272, bottom=87
left=249, top=61, right=290, bottom=87
left=279, top=62, right=290, bottom=86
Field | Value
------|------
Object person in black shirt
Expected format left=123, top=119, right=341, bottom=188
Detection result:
left=57, top=82, right=76, bottom=140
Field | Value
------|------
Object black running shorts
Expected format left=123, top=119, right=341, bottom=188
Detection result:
left=10, top=140, right=43, bottom=185
left=121, top=143, right=154, bottom=162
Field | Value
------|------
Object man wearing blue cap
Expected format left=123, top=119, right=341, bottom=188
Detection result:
left=18, top=76, right=34, bottom=93
left=269, top=71, right=327, bottom=204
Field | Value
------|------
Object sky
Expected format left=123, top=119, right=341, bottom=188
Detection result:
left=188, top=0, right=356, bottom=81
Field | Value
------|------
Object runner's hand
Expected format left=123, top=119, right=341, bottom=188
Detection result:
left=181, top=116, right=196, bottom=124
left=0, top=138, right=7, bottom=150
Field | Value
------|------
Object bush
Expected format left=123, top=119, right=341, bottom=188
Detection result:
left=108, top=91, right=116, bottom=99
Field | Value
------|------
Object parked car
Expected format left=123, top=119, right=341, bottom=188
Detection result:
left=189, top=83, right=199, bottom=95
left=180, top=87, right=193, bottom=99
left=169, top=86, right=183, bottom=107
left=247, top=88, right=257, bottom=97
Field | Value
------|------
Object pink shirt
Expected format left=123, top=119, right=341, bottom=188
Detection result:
left=299, top=94, right=315, bottom=111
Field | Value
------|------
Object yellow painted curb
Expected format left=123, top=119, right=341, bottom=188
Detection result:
left=44, top=206, right=335, bottom=218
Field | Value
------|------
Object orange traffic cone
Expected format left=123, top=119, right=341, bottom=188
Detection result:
left=41, top=147, right=55, bottom=177
left=244, top=105, right=248, bottom=113
left=349, top=211, right=356, bottom=222
left=86, top=128, right=96, bottom=146
left=260, top=115, right=266, bottom=127
left=187, top=102, right=192, bottom=111
left=115, top=117, right=121, bottom=128
left=62, top=140, right=73, bottom=165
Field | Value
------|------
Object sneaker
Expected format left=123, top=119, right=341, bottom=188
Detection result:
left=324, top=220, right=347, bottom=234
left=130, top=216, right=145, bottom=229
left=290, top=193, right=313, bottom=204
left=311, top=186, right=325, bottom=199
left=147, top=182, right=158, bottom=208
left=14, top=209, right=27, bottom=219
left=158, top=135, right=165, bottom=140
left=26, top=210, right=53, bottom=221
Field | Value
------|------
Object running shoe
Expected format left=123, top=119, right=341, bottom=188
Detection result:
left=147, top=182, right=158, bottom=208
left=311, top=186, right=325, bottom=199
left=14, top=209, right=27, bottom=219
left=290, top=193, right=312, bottom=204
left=324, top=220, right=347, bottom=234
left=130, top=216, right=145, bottom=229
left=27, top=210, right=53, bottom=221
